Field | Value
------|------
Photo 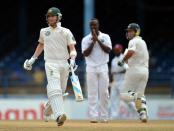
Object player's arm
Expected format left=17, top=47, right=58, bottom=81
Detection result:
left=123, top=50, right=135, bottom=61
left=33, top=43, right=44, bottom=58
left=123, top=40, right=136, bottom=61
left=67, top=29, right=77, bottom=67
left=82, top=42, right=95, bottom=56
left=93, top=30, right=111, bottom=53
left=69, top=44, right=77, bottom=59
left=23, top=42, right=44, bottom=70
left=97, top=40, right=111, bottom=53
left=68, top=44, right=77, bottom=68
left=118, top=41, right=136, bottom=67
left=24, top=29, right=44, bottom=70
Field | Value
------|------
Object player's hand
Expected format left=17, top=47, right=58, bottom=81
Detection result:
left=70, top=59, right=78, bottom=71
left=70, top=59, right=75, bottom=67
left=70, top=59, right=77, bottom=70
left=23, top=57, right=36, bottom=70
left=92, top=29, right=98, bottom=42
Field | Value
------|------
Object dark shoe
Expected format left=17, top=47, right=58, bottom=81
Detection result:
left=56, top=114, right=67, bottom=126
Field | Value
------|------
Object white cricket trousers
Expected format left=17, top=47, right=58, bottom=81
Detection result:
left=121, top=66, right=149, bottom=95
left=45, top=60, right=69, bottom=119
left=86, top=64, right=109, bottom=120
left=110, top=74, right=124, bottom=119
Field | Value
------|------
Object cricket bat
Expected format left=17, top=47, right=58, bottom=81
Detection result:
left=70, top=66, right=84, bottom=102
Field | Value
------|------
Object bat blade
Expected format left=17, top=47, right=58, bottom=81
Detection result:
left=70, top=73, right=84, bottom=102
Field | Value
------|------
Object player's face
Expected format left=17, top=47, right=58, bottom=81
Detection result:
left=126, top=30, right=136, bottom=40
left=47, top=15, right=58, bottom=26
left=90, top=20, right=99, bottom=34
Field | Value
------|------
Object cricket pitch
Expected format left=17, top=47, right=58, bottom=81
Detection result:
left=0, top=120, right=174, bottom=131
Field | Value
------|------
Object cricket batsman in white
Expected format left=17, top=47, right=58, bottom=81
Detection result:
left=110, top=44, right=126, bottom=119
left=23, top=7, right=77, bottom=126
left=118, top=23, right=149, bottom=122
left=82, top=18, right=112, bottom=123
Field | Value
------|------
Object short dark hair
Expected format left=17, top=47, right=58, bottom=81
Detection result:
left=90, top=18, right=99, bottom=21
left=90, top=18, right=99, bottom=25
left=90, top=18, right=99, bottom=23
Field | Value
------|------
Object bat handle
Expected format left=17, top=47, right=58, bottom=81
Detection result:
left=70, top=66, right=75, bottom=75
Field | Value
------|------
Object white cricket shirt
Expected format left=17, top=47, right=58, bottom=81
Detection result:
left=81, top=31, right=112, bottom=67
left=38, top=23, right=76, bottom=61
left=127, top=36, right=149, bottom=68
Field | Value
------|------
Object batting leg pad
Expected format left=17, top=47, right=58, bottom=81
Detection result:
left=47, top=85, right=64, bottom=120
left=137, top=96, right=148, bottom=113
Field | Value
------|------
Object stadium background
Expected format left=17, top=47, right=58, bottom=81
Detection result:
left=0, top=0, right=174, bottom=120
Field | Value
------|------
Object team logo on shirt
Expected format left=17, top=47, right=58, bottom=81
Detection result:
left=45, top=31, right=51, bottom=36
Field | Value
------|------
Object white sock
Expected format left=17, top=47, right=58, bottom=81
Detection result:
left=49, top=95, right=64, bottom=119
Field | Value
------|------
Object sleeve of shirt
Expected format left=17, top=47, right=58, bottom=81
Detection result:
left=38, top=29, right=44, bottom=44
left=102, top=34, right=112, bottom=49
left=67, top=29, right=76, bottom=45
left=128, top=40, right=136, bottom=51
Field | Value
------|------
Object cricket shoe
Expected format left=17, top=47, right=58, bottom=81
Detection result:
left=139, top=110, right=148, bottom=123
left=90, top=120, right=98, bottom=123
left=90, top=118, right=98, bottom=123
left=56, top=114, right=67, bottom=126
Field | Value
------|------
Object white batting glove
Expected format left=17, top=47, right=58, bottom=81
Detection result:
left=70, top=58, right=78, bottom=71
left=23, top=57, right=37, bottom=70
left=70, top=59, right=75, bottom=67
